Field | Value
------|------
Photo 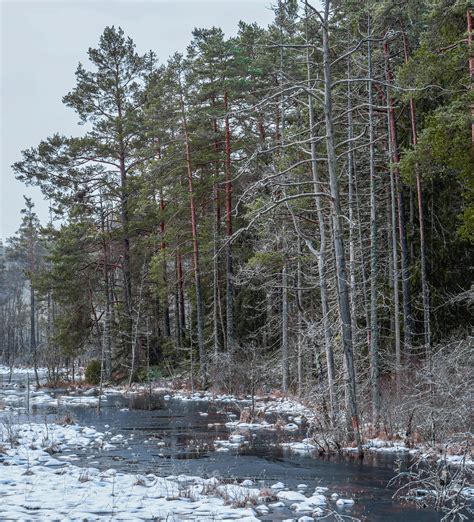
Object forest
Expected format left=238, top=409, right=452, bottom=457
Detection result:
left=1, top=0, right=473, bottom=481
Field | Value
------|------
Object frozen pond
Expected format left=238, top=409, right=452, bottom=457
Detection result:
left=0, top=369, right=441, bottom=521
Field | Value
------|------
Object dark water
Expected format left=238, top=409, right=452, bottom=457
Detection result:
left=19, top=390, right=441, bottom=521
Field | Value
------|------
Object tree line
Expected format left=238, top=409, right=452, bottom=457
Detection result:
left=1, top=0, right=473, bottom=453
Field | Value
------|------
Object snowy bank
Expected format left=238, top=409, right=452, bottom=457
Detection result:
left=344, top=437, right=474, bottom=465
left=0, top=419, right=357, bottom=520
left=0, top=420, right=260, bottom=521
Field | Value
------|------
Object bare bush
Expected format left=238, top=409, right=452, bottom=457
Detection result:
left=390, top=444, right=473, bottom=521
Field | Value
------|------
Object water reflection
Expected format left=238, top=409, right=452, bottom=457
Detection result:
left=1, top=379, right=441, bottom=521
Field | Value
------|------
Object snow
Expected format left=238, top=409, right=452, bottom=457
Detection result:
left=277, top=490, right=308, bottom=502
left=0, top=420, right=262, bottom=521
left=225, top=420, right=275, bottom=431
left=282, top=492, right=327, bottom=514
left=271, top=481, right=286, bottom=490
left=0, top=383, right=105, bottom=413
left=262, top=398, right=312, bottom=417
left=314, top=486, right=328, bottom=494
left=0, top=388, right=57, bottom=411
left=59, top=395, right=106, bottom=406
left=229, top=433, right=246, bottom=443
left=0, top=365, right=48, bottom=376
left=306, top=494, right=327, bottom=506
left=268, top=501, right=286, bottom=508
left=281, top=440, right=317, bottom=454
left=216, top=483, right=261, bottom=503
left=336, top=498, right=355, bottom=507
left=255, top=504, right=270, bottom=514
left=443, top=454, right=474, bottom=466
left=214, top=437, right=246, bottom=451
left=461, top=487, right=474, bottom=498
left=364, top=438, right=410, bottom=453
left=342, top=438, right=474, bottom=466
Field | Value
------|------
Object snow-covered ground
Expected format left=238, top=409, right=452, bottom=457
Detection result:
left=0, top=365, right=49, bottom=376
left=0, top=383, right=105, bottom=411
left=344, top=438, right=474, bottom=466
left=0, top=421, right=260, bottom=520
left=0, top=420, right=355, bottom=521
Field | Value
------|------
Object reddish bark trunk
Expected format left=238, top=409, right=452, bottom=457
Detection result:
left=177, top=249, right=186, bottom=334
left=384, top=39, right=414, bottom=353
left=402, top=32, right=431, bottom=349
left=223, top=90, right=234, bottom=349
left=159, top=189, right=171, bottom=338
left=468, top=9, right=474, bottom=145
left=179, top=85, right=206, bottom=384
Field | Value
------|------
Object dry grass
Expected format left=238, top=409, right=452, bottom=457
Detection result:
left=78, top=469, right=91, bottom=483
left=59, top=412, right=75, bottom=425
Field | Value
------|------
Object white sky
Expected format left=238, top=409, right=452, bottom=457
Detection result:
left=0, top=0, right=275, bottom=239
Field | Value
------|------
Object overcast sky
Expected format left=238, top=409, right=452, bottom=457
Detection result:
left=0, top=0, right=275, bottom=240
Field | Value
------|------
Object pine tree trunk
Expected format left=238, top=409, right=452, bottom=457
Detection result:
left=159, top=191, right=171, bottom=338
left=27, top=221, right=39, bottom=387
left=118, top=153, right=134, bottom=368
left=100, top=194, right=113, bottom=380
left=174, top=254, right=182, bottom=349
left=114, top=74, right=134, bottom=370
left=213, top=183, right=221, bottom=355
left=367, top=19, right=381, bottom=426
left=468, top=9, right=474, bottom=145
left=402, top=33, right=431, bottom=350
left=346, top=64, right=370, bottom=345
left=384, top=41, right=414, bottom=355
left=179, top=87, right=206, bottom=385
left=30, top=283, right=39, bottom=387
left=177, top=250, right=186, bottom=336
left=409, top=190, right=415, bottom=263
left=223, top=91, right=235, bottom=351
left=212, top=119, right=222, bottom=355
left=104, top=282, right=112, bottom=380
left=383, top=41, right=401, bottom=394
